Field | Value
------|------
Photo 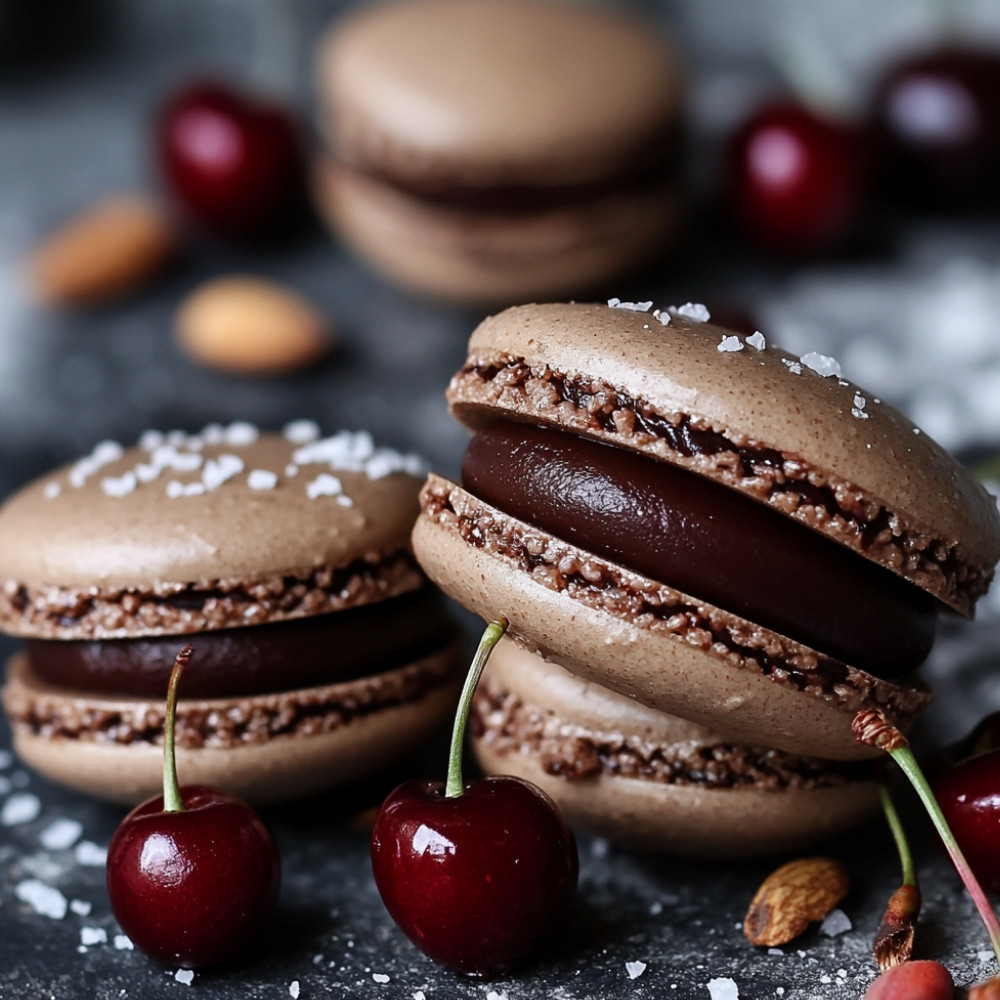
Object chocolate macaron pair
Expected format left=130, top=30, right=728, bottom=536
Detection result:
left=414, top=302, right=1000, bottom=855
left=0, top=423, right=462, bottom=805
left=314, top=0, right=682, bottom=304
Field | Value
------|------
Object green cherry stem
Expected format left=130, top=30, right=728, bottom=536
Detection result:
left=163, top=645, right=194, bottom=814
left=854, top=710, right=1000, bottom=967
left=881, top=783, right=917, bottom=890
left=444, top=617, right=508, bottom=800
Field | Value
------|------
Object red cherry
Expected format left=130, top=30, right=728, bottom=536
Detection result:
left=371, top=775, right=577, bottom=976
left=870, top=46, right=1000, bottom=209
left=105, top=647, right=280, bottom=968
left=107, top=785, right=281, bottom=968
left=727, top=100, right=865, bottom=254
left=862, top=959, right=954, bottom=999
left=370, top=618, right=577, bottom=976
left=157, top=80, right=305, bottom=240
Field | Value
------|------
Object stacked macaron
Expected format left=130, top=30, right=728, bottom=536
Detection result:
left=313, top=0, right=682, bottom=304
left=0, top=422, right=462, bottom=805
left=414, top=301, right=1000, bottom=855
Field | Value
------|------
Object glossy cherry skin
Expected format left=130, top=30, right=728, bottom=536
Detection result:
left=107, top=784, right=280, bottom=968
left=158, top=80, right=305, bottom=240
left=932, top=748, right=1000, bottom=893
left=727, top=101, right=865, bottom=254
left=371, top=776, right=578, bottom=977
left=870, top=47, right=1000, bottom=208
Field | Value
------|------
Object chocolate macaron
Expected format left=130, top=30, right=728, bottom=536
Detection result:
left=314, top=0, right=682, bottom=304
left=472, top=639, right=878, bottom=857
left=413, top=302, right=1000, bottom=760
left=0, top=422, right=462, bottom=804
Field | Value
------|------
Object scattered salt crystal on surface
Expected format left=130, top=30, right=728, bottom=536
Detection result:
left=285, top=464, right=299, bottom=477
left=139, top=430, right=164, bottom=451
left=306, top=474, right=343, bottom=500
left=75, top=841, right=108, bottom=866
left=200, top=423, right=224, bottom=444
left=978, top=950, right=995, bottom=962
left=649, top=901, right=664, bottom=915
left=486, top=991, right=508, bottom=1000
left=590, top=837, right=610, bottom=858
left=101, top=472, right=137, bottom=498
left=182, top=482, right=205, bottom=497
left=820, top=974, right=832, bottom=983
left=607, top=298, right=653, bottom=312
left=708, top=977, right=739, bottom=999
left=776, top=989, right=785, bottom=996
left=852, top=407, right=869, bottom=420
left=289, top=981, right=300, bottom=998
left=820, top=908, right=852, bottom=936
left=284, top=420, right=320, bottom=444
left=781, top=358, right=803, bottom=374
left=854, top=393, right=866, bottom=410
left=335, top=495, right=354, bottom=507
left=414, top=992, right=426, bottom=1000
left=92, top=440, right=124, bottom=466
left=114, top=935, right=133, bottom=950
left=746, top=331, right=766, bottom=350
left=800, top=352, right=842, bottom=378
left=671, top=302, right=711, bottom=322
left=40, top=818, right=83, bottom=850
left=223, top=421, right=259, bottom=446
left=16, top=879, right=67, bottom=919
left=70, top=899, right=91, bottom=916
left=2, top=792, right=40, bottom=825
left=653, top=309, right=671, bottom=325
left=81, top=926, right=107, bottom=946
left=165, top=481, right=185, bottom=499
left=372, top=973, right=390, bottom=983
left=135, top=463, right=160, bottom=483
left=626, top=961, right=646, bottom=979
left=717, top=335, right=743, bottom=353
left=768, top=948, right=784, bottom=956
left=247, top=469, right=278, bottom=490
left=43, top=481, right=60, bottom=499
left=175, top=969, right=195, bottom=985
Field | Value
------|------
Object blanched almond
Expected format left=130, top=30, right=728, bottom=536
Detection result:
left=27, top=195, right=175, bottom=306
left=176, top=276, right=331, bottom=375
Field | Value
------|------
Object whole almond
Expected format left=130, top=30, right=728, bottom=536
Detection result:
left=176, top=276, right=332, bottom=375
left=743, top=856, right=850, bottom=947
left=27, top=195, right=175, bottom=306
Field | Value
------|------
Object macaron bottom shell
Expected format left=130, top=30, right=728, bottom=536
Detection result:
left=3, top=642, right=462, bottom=806
left=313, top=157, right=681, bottom=305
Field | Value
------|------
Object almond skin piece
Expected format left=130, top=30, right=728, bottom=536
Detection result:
left=27, top=195, right=175, bottom=306
left=743, top=856, right=850, bottom=947
left=175, top=276, right=332, bottom=375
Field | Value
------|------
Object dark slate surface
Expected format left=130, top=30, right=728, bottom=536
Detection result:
left=2, top=3, right=1000, bottom=998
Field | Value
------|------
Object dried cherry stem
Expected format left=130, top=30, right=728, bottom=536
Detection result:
left=853, top=710, right=1000, bottom=967
left=163, top=646, right=194, bottom=814
left=444, top=617, right=508, bottom=800
left=873, top=784, right=921, bottom=970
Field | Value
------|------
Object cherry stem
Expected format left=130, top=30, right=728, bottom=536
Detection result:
left=444, top=617, right=508, bottom=800
left=163, top=646, right=194, bottom=814
left=854, top=710, right=1000, bottom=967
left=880, top=784, right=917, bottom=889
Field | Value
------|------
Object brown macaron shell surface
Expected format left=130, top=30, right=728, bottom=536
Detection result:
left=472, top=639, right=879, bottom=858
left=0, top=425, right=462, bottom=803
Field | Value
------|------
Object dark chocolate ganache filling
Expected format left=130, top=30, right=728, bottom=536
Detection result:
left=25, top=588, right=458, bottom=698
left=461, top=422, right=936, bottom=677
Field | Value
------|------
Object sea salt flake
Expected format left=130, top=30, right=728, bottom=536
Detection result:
left=16, top=879, right=67, bottom=919
left=781, top=358, right=803, bottom=374
left=92, top=440, right=124, bottom=466
left=43, top=482, right=61, bottom=499
left=820, top=975, right=832, bottom=984
left=135, top=463, right=160, bottom=483
left=746, top=331, right=766, bottom=350
left=284, top=420, right=320, bottom=444
left=285, top=464, right=299, bottom=477
left=708, top=978, right=739, bottom=999
left=289, top=981, right=300, bottom=998
left=335, top=495, right=354, bottom=507
left=166, top=481, right=185, bottom=499
left=101, top=472, right=137, bottom=498
left=2, top=792, right=41, bottom=826
left=820, top=908, right=852, bottom=936
left=70, top=899, right=92, bottom=916
left=75, top=840, right=108, bottom=866
left=372, top=973, right=390, bottom=983
left=306, top=474, right=343, bottom=499
left=852, top=407, right=870, bottom=420
left=853, top=393, right=867, bottom=410
left=649, top=901, right=664, bottom=915
left=247, top=469, right=278, bottom=490
left=718, top=335, right=743, bottom=353
left=202, top=453, right=244, bottom=490
left=768, top=947, right=784, bottom=956
left=175, top=969, right=195, bottom=985
left=626, top=961, right=646, bottom=979
left=40, top=818, right=83, bottom=850
left=800, top=352, right=842, bottom=378
left=653, top=309, right=671, bottom=326
left=607, top=298, right=653, bottom=312
left=979, top=950, right=995, bottom=962
left=414, top=993, right=426, bottom=1000
left=223, top=421, right=259, bottom=446
left=487, top=991, right=509, bottom=1000
left=670, top=302, right=711, bottom=322
left=114, top=935, right=133, bottom=950
left=139, top=430, right=164, bottom=451
left=81, top=926, right=107, bottom=946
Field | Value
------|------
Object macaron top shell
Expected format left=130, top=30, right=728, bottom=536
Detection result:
left=448, top=302, right=1000, bottom=614
left=0, top=428, right=425, bottom=633
left=319, top=0, right=681, bottom=185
